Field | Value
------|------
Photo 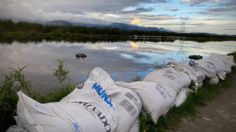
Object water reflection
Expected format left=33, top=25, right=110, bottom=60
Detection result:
left=130, top=42, right=139, bottom=49
left=0, top=40, right=235, bottom=92
left=120, top=52, right=187, bottom=64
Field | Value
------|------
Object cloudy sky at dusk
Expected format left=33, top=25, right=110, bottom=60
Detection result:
left=0, top=0, right=235, bottom=34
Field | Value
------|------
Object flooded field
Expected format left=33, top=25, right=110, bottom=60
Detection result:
left=0, top=40, right=236, bottom=92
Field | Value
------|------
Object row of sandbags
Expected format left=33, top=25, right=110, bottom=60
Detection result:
left=117, top=54, right=235, bottom=124
left=7, top=54, right=235, bottom=132
left=7, top=68, right=142, bottom=132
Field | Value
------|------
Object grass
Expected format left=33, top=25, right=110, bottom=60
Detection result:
left=0, top=53, right=235, bottom=132
left=0, top=61, right=75, bottom=131
left=54, top=59, right=70, bottom=84
left=133, top=75, right=142, bottom=81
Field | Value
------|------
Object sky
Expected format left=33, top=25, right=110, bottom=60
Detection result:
left=0, top=0, right=236, bottom=35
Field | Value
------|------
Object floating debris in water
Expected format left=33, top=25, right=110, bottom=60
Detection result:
left=76, top=53, right=87, bottom=60
left=189, top=55, right=203, bottom=60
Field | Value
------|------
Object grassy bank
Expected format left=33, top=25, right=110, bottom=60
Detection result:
left=0, top=52, right=235, bottom=131
left=0, top=61, right=76, bottom=131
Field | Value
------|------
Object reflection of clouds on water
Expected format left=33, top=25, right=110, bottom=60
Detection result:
left=0, top=40, right=235, bottom=92
left=130, top=42, right=139, bottom=49
left=74, top=40, right=236, bottom=56
left=120, top=52, right=188, bottom=65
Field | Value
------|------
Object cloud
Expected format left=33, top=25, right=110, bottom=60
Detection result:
left=139, top=14, right=176, bottom=21
left=122, top=7, right=154, bottom=14
left=170, top=8, right=179, bottom=12
left=0, top=0, right=235, bottom=35
left=198, top=0, right=236, bottom=16
left=0, top=0, right=167, bottom=24
left=200, top=7, right=236, bottom=14
left=181, top=0, right=222, bottom=4
left=131, top=18, right=141, bottom=25
left=224, top=0, right=236, bottom=6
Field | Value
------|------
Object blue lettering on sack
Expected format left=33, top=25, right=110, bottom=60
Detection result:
left=92, top=82, right=114, bottom=109
left=72, top=122, right=80, bottom=132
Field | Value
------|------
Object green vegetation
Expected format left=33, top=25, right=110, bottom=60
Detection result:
left=133, top=75, right=142, bottom=81
left=0, top=66, right=33, bottom=131
left=0, top=61, right=75, bottom=131
left=0, top=52, right=235, bottom=132
left=0, top=19, right=236, bottom=43
left=54, top=59, right=70, bottom=84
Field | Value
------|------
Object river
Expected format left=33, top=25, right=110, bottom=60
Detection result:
left=0, top=40, right=235, bottom=92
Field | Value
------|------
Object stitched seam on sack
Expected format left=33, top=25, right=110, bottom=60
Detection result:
left=20, top=97, right=44, bottom=132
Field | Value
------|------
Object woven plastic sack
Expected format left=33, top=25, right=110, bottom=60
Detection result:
left=168, top=61, right=205, bottom=88
left=16, top=87, right=117, bottom=132
left=143, top=67, right=191, bottom=92
left=62, top=67, right=142, bottom=132
left=175, top=88, right=188, bottom=107
left=116, top=81, right=176, bottom=124
left=207, top=54, right=231, bottom=74
left=194, top=59, right=217, bottom=79
left=209, top=76, right=219, bottom=85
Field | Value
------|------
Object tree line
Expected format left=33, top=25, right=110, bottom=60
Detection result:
left=0, top=19, right=235, bottom=43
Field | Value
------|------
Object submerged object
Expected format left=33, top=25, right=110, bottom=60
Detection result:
left=189, top=55, right=203, bottom=60
left=76, top=53, right=87, bottom=59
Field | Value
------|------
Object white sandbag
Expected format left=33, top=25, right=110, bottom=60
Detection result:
left=194, top=59, right=217, bottom=79
left=211, top=54, right=235, bottom=68
left=85, top=68, right=142, bottom=132
left=224, top=55, right=236, bottom=67
left=17, top=89, right=117, bottom=132
left=129, top=119, right=139, bottom=132
left=175, top=88, right=188, bottom=107
left=194, top=55, right=231, bottom=81
left=62, top=67, right=142, bottom=132
left=208, top=54, right=231, bottom=74
left=218, top=72, right=226, bottom=80
left=13, top=116, right=22, bottom=128
left=168, top=61, right=205, bottom=87
left=116, top=81, right=176, bottom=124
left=192, top=82, right=203, bottom=91
left=109, top=88, right=142, bottom=132
left=209, top=76, right=219, bottom=85
left=143, top=67, right=191, bottom=92
left=7, top=125, right=27, bottom=132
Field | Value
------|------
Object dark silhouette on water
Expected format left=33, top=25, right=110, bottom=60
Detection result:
left=76, top=53, right=87, bottom=60
left=189, top=55, right=203, bottom=60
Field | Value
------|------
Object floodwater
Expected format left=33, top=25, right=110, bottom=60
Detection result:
left=0, top=40, right=235, bottom=92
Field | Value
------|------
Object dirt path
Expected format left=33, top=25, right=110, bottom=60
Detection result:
left=170, top=75, right=236, bottom=132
